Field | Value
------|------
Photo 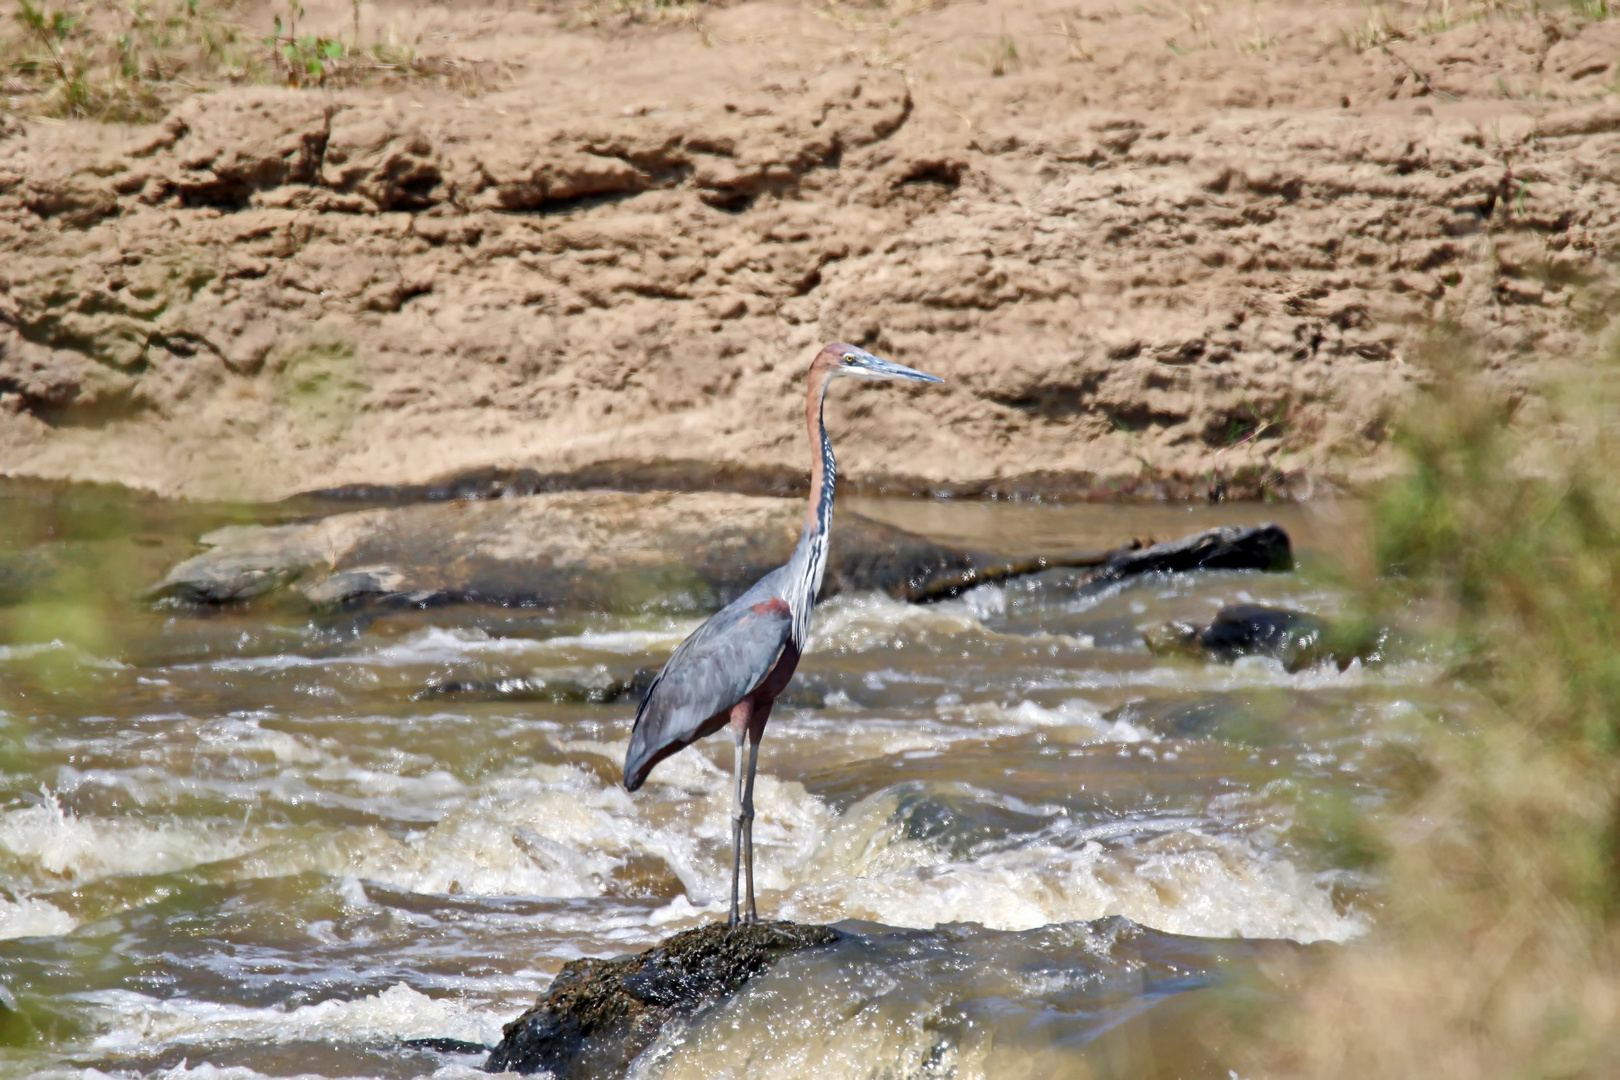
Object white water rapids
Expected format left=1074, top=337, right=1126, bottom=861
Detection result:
left=0, top=497, right=1443, bottom=1079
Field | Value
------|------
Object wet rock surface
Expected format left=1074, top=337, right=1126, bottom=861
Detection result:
left=145, top=491, right=1295, bottom=614
left=146, top=490, right=983, bottom=612
left=484, top=920, right=839, bottom=1078
left=420, top=664, right=628, bottom=705
left=1084, top=524, right=1294, bottom=592
left=1144, top=602, right=1387, bottom=671
left=1199, top=604, right=1330, bottom=662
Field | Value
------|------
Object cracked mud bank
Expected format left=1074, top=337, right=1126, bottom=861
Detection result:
left=3, top=0, right=1620, bottom=500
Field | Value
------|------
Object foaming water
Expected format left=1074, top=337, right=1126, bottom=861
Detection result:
left=0, top=490, right=1436, bottom=1079
left=804, top=592, right=993, bottom=654
left=261, top=752, right=834, bottom=906
left=189, top=622, right=705, bottom=674
left=85, top=983, right=502, bottom=1052
left=972, top=698, right=1156, bottom=741
left=0, top=894, right=76, bottom=940
left=0, top=791, right=257, bottom=889
left=782, top=784, right=1360, bottom=942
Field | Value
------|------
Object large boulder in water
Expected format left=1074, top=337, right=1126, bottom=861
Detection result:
left=484, top=920, right=838, bottom=1078
left=145, top=491, right=983, bottom=611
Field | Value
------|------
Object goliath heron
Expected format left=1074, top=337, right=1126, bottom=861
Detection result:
left=623, top=342, right=943, bottom=928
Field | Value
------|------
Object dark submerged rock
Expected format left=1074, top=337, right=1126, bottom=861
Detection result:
left=418, top=665, right=828, bottom=708
left=484, top=920, right=839, bottom=1078
left=1144, top=602, right=1387, bottom=671
left=1083, top=524, right=1293, bottom=593
left=1200, top=603, right=1327, bottom=660
left=418, top=665, right=626, bottom=705
left=403, top=1036, right=490, bottom=1055
left=0, top=550, right=55, bottom=606
left=909, top=523, right=1295, bottom=604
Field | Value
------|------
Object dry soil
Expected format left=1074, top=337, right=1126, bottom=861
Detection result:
left=3, top=0, right=1620, bottom=500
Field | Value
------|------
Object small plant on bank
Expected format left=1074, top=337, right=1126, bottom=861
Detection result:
left=989, top=31, right=1018, bottom=75
left=1237, top=0, right=1279, bottom=52
left=11, top=0, right=87, bottom=115
left=266, top=1, right=338, bottom=86
left=564, top=0, right=707, bottom=31
left=3, top=0, right=260, bottom=121
left=261, top=0, right=473, bottom=91
left=1, top=0, right=483, bottom=122
left=1341, top=0, right=1617, bottom=53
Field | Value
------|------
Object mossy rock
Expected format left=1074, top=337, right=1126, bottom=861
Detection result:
left=484, top=920, right=838, bottom=1078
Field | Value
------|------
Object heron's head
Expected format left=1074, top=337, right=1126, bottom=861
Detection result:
left=818, top=343, right=944, bottom=385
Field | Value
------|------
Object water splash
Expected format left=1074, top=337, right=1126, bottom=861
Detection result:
left=782, top=785, right=1362, bottom=943
left=0, top=894, right=76, bottom=940
left=85, top=982, right=501, bottom=1051
left=0, top=790, right=256, bottom=890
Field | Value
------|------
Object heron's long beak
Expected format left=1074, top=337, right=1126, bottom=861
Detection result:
left=857, top=353, right=944, bottom=384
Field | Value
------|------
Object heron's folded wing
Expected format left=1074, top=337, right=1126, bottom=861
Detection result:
left=623, top=595, right=793, bottom=789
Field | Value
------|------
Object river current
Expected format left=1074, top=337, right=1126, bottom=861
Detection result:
left=0, top=485, right=1446, bottom=1078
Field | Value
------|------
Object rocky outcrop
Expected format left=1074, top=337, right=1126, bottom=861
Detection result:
left=4, top=2, right=1618, bottom=500
left=145, top=490, right=985, bottom=611
left=484, top=920, right=838, bottom=1078
left=145, top=491, right=1297, bottom=614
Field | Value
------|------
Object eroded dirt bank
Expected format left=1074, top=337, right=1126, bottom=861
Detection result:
left=3, top=0, right=1619, bottom=500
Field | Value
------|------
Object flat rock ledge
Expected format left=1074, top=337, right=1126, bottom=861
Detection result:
left=143, top=489, right=1296, bottom=615
left=484, top=920, right=839, bottom=1078
left=145, top=490, right=984, bottom=611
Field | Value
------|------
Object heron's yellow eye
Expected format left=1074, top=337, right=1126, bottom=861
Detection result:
left=843, top=354, right=859, bottom=365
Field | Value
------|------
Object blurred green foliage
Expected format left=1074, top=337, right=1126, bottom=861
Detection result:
left=0, top=480, right=262, bottom=715
left=1375, top=336, right=1620, bottom=913
left=1247, top=333, right=1620, bottom=1077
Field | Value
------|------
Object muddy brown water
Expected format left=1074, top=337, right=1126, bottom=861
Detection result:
left=0, top=482, right=1451, bottom=1078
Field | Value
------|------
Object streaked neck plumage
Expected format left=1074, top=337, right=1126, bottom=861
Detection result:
left=785, top=365, right=836, bottom=645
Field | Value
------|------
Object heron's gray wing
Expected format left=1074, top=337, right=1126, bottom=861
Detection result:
left=623, top=587, right=793, bottom=791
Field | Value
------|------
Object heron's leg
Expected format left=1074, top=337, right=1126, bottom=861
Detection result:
left=742, top=732, right=761, bottom=923
left=741, top=700, right=773, bottom=925
left=727, top=701, right=751, bottom=931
